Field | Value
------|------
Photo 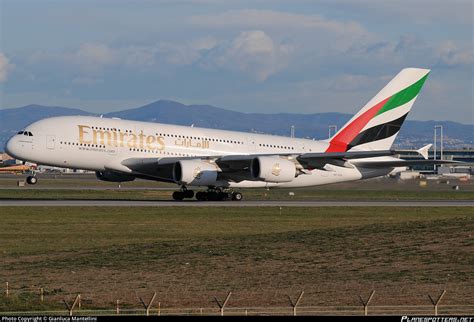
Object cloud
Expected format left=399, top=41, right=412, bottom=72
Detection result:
left=0, top=53, right=14, bottom=82
left=75, top=43, right=116, bottom=66
left=28, top=43, right=116, bottom=75
left=26, top=38, right=220, bottom=76
left=190, top=9, right=374, bottom=53
left=436, top=41, right=474, bottom=67
left=71, top=76, right=104, bottom=86
left=190, top=36, right=218, bottom=51
left=190, top=9, right=369, bottom=36
left=2, top=3, right=471, bottom=123
left=24, top=33, right=291, bottom=81
left=24, top=9, right=470, bottom=85
left=189, top=10, right=386, bottom=77
left=364, top=0, right=471, bottom=25
left=339, top=34, right=473, bottom=73
left=202, top=30, right=292, bottom=81
left=327, top=74, right=392, bottom=92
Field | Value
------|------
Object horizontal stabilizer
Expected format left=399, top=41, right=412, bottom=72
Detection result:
left=417, top=144, right=432, bottom=160
left=353, top=159, right=460, bottom=168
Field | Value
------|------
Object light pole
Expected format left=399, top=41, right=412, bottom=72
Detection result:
left=434, top=125, right=444, bottom=172
left=328, top=125, right=338, bottom=139
left=290, top=125, right=295, bottom=138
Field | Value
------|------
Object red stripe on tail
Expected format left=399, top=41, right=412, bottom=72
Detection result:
left=326, top=96, right=391, bottom=152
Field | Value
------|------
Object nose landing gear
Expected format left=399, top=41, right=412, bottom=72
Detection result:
left=26, top=176, right=37, bottom=184
left=26, top=173, right=38, bottom=185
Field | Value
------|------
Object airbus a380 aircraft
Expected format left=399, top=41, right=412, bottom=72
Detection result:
left=5, top=68, right=453, bottom=201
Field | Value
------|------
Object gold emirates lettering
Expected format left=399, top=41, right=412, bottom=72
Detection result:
left=78, top=125, right=165, bottom=150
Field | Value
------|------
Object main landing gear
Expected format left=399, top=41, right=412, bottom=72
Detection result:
left=195, top=188, right=242, bottom=201
left=171, top=186, right=243, bottom=201
left=172, top=187, right=194, bottom=201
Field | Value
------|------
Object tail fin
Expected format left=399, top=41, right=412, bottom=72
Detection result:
left=326, top=68, right=430, bottom=152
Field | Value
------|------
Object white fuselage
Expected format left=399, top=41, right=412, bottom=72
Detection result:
left=5, top=116, right=393, bottom=188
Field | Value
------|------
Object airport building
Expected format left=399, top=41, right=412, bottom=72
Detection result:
left=397, top=149, right=474, bottom=176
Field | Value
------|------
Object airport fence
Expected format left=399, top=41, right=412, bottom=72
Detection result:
left=2, top=283, right=474, bottom=316
left=2, top=305, right=474, bottom=316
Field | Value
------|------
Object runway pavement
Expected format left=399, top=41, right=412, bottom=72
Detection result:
left=1, top=199, right=472, bottom=207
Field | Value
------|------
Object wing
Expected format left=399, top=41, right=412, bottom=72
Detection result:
left=104, top=148, right=460, bottom=183
left=296, top=150, right=394, bottom=169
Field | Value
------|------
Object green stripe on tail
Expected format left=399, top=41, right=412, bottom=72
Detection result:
left=375, top=73, right=429, bottom=116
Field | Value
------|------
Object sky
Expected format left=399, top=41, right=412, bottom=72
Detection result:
left=0, top=0, right=473, bottom=123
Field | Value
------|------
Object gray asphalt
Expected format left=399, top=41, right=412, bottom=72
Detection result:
left=1, top=200, right=472, bottom=207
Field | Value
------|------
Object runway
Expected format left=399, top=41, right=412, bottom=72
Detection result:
left=1, top=199, right=472, bottom=207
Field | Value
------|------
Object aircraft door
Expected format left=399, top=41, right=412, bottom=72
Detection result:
left=46, top=135, right=56, bottom=149
left=246, top=137, right=256, bottom=152
left=297, top=141, right=306, bottom=153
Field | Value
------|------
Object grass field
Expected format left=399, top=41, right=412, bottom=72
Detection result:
left=1, top=206, right=473, bottom=311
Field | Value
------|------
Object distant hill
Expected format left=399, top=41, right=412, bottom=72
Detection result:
left=105, top=100, right=350, bottom=138
left=0, top=105, right=93, bottom=149
left=1, top=100, right=472, bottom=149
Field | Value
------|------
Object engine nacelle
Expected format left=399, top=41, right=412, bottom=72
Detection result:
left=173, top=160, right=218, bottom=186
left=251, top=156, right=296, bottom=183
left=95, top=170, right=135, bottom=182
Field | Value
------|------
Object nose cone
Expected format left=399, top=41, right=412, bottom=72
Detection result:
left=5, top=136, right=20, bottom=160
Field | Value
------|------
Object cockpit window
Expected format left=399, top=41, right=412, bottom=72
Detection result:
left=16, top=130, right=33, bottom=136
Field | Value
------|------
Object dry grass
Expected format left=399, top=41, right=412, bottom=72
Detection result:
left=1, top=206, right=473, bottom=310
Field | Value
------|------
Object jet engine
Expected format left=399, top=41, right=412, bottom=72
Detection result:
left=95, top=170, right=135, bottom=182
left=251, top=156, right=296, bottom=183
left=173, top=160, right=218, bottom=186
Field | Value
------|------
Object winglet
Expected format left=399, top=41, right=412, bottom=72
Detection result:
left=417, top=144, right=432, bottom=160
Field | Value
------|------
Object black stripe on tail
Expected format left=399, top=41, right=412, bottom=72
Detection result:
left=346, top=113, right=408, bottom=151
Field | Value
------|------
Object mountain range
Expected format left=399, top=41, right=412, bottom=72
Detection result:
left=1, top=100, right=472, bottom=150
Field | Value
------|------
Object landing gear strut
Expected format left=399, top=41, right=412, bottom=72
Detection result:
left=195, top=188, right=243, bottom=201
left=172, top=186, right=194, bottom=201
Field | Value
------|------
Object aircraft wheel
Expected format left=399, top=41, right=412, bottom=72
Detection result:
left=232, top=192, right=243, bottom=201
left=183, top=190, right=194, bottom=198
left=207, top=191, right=219, bottom=201
left=218, top=192, right=231, bottom=201
left=172, top=191, right=184, bottom=201
left=195, top=191, right=207, bottom=201
left=26, top=176, right=38, bottom=185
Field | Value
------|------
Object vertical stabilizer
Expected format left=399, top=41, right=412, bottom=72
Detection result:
left=326, top=68, right=430, bottom=152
